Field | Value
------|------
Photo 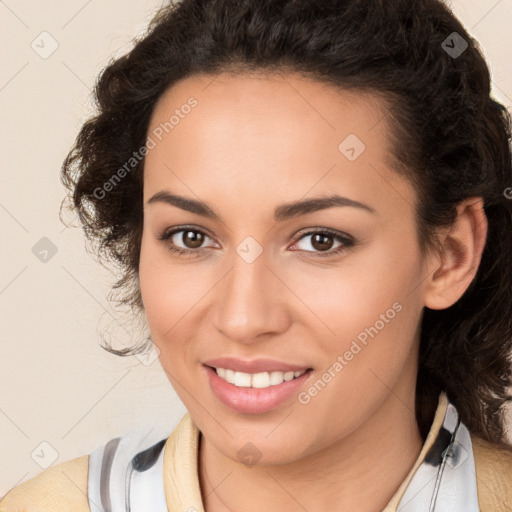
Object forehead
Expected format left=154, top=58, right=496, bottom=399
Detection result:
left=143, top=71, right=415, bottom=215
left=147, top=71, right=389, bottom=148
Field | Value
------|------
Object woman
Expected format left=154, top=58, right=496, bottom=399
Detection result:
left=2, top=0, right=512, bottom=510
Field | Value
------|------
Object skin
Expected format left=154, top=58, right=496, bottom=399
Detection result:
left=138, top=71, right=488, bottom=511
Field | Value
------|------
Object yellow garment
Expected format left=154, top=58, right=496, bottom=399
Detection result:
left=472, top=434, right=512, bottom=509
left=0, top=455, right=89, bottom=511
left=1, top=393, right=511, bottom=511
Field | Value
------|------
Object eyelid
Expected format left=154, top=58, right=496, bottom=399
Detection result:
left=291, top=227, right=354, bottom=243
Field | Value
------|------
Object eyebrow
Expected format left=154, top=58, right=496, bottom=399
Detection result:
left=146, top=191, right=376, bottom=221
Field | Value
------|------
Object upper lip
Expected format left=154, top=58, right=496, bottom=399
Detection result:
left=203, top=357, right=312, bottom=374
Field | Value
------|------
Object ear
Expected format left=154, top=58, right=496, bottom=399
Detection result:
left=423, top=197, right=488, bottom=310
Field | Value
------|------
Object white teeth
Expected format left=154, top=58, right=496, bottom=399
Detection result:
left=269, top=371, right=284, bottom=385
left=214, top=367, right=307, bottom=388
left=252, top=372, right=270, bottom=388
left=283, top=371, right=295, bottom=381
left=233, top=371, right=252, bottom=387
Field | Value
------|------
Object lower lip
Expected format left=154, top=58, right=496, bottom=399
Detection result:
left=202, top=365, right=313, bottom=414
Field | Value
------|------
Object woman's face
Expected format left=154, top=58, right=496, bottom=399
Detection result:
left=139, top=71, right=432, bottom=465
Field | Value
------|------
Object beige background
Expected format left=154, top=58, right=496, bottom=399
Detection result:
left=1, top=0, right=511, bottom=496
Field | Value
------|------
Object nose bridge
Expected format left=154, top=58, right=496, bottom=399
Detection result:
left=212, top=241, right=286, bottom=341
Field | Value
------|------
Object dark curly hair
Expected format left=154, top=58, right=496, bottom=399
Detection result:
left=60, top=0, right=512, bottom=445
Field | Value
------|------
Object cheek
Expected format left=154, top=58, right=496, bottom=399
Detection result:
left=291, top=237, right=422, bottom=369
left=138, top=236, right=212, bottom=363
left=292, top=252, right=415, bottom=331
left=138, top=236, right=182, bottom=340
left=290, top=262, right=421, bottom=432
left=138, top=257, right=189, bottom=382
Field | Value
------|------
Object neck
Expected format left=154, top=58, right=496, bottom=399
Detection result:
left=198, top=390, right=425, bottom=512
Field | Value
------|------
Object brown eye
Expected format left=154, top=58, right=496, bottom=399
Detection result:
left=158, top=226, right=218, bottom=257
left=310, top=233, right=334, bottom=251
left=181, top=230, right=205, bottom=249
left=291, top=229, right=355, bottom=258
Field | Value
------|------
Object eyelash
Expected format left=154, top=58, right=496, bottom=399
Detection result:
left=157, top=225, right=355, bottom=259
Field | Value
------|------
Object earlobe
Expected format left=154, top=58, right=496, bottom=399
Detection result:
left=423, top=197, right=488, bottom=311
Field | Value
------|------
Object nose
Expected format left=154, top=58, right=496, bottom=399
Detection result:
left=211, top=249, right=291, bottom=344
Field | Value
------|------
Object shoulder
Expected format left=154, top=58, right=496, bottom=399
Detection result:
left=472, top=433, right=512, bottom=469
left=471, top=433, right=512, bottom=510
left=0, top=455, right=89, bottom=512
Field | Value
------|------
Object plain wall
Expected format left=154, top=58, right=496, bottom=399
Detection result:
left=1, top=0, right=511, bottom=495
